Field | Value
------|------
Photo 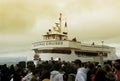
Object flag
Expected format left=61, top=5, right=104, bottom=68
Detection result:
left=65, top=21, right=67, bottom=27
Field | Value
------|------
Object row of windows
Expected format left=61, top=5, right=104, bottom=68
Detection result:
left=37, top=49, right=71, bottom=54
left=75, top=51, right=107, bottom=57
left=34, top=49, right=107, bottom=57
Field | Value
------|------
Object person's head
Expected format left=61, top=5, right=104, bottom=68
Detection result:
left=102, top=64, right=112, bottom=72
left=52, top=63, right=61, bottom=71
left=88, top=62, right=95, bottom=70
left=114, top=59, right=120, bottom=70
left=97, top=64, right=102, bottom=68
left=73, top=59, right=82, bottom=69
left=51, top=57, right=53, bottom=61
left=32, top=69, right=40, bottom=76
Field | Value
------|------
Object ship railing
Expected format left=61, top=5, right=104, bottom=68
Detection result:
left=81, top=43, right=112, bottom=49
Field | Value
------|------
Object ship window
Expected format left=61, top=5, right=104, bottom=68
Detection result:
left=75, top=51, right=107, bottom=57
left=52, top=35, right=55, bottom=39
left=103, top=53, right=107, bottom=56
left=38, top=49, right=71, bottom=54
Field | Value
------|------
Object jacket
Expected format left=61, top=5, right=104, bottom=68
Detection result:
left=50, top=71, right=63, bottom=81
left=75, top=67, right=87, bottom=81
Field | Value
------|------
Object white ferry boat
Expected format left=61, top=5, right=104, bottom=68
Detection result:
left=32, top=13, right=118, bottom=63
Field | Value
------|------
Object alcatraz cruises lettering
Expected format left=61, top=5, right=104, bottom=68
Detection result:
left=33, top=41, right=63, bottom=47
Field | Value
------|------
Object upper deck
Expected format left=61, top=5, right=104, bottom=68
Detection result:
left=32, top=40, right=115, bottom=53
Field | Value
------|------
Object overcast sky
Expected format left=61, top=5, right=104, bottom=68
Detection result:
left=0, top=0, right=120, bottom=60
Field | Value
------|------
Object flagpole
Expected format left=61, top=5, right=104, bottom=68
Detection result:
left=59, top=13, right=62, bottom=33
left=100, top=41, right=104, bottom=66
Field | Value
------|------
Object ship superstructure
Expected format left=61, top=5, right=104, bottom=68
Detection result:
left=32, top=13, right=118, bottom=63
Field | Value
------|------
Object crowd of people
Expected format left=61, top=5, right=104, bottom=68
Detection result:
left=0, top=58, right=120, bottom=81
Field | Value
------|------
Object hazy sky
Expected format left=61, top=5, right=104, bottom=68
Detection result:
left=0, top=0, right=120, bottom=60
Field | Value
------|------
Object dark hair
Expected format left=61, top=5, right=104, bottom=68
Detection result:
left=88, top=63, right=95, bottom=70
left=32, top=69, right=39, bottom=75
left=115, top=59, right=120, bottom=63
left=115, top=59, right=120, bottom=70
left=74, top=59, right=82, bottom=66
left=52, top=63, right=61, bottom=71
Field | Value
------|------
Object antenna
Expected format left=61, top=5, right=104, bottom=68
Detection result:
left=59, top=13, right=62, bottom=32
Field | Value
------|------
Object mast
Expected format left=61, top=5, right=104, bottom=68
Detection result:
left=53, top=13, right=62, bottom=33
left=63, top=18, right=68, bottom=35
left=59, top=13, right=62, bottom=32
